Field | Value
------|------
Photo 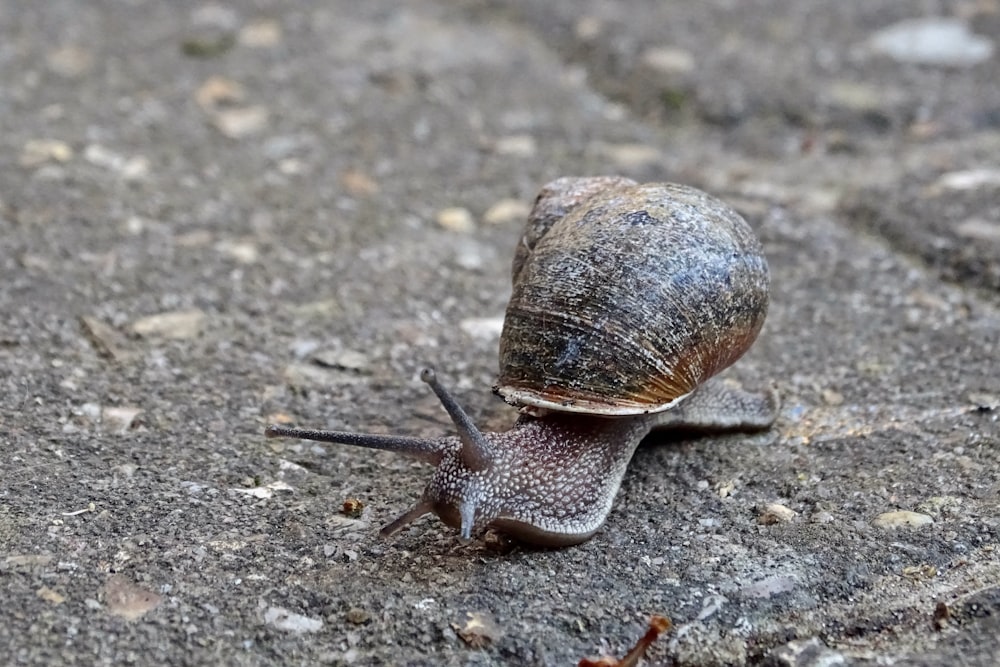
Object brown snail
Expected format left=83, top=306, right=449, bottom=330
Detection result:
left=265, top=176, right=777, bottom=546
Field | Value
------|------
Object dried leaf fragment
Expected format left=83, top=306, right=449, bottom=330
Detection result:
left=79, top=315, right=133, bottom=361
left=579, top=615, right=672, bottom=667
left=341, top=498, right=364, bottom=518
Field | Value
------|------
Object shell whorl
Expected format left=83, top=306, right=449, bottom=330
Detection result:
left=495, top=179, right=769, bottom=416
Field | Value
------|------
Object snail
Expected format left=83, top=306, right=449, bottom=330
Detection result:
left=265, top=176, right=777, bottom=546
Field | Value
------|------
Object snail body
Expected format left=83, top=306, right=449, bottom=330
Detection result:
left=265, top=177, right=777, bottom=546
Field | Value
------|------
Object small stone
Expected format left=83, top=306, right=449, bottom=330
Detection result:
left=640, top=46, right=695, bottom=75
left=195, top=76, right=245, bottom=111
left=742, top=574, right=799, bottom=599
left=758, top=503, right=797, bottom=525
left=131, top=309, right=207, bottom=340
left=239, top=19, right=282, bottom=47
left=599, top=143, right=663, bottom=171
left=827, top=80, right=885, bottom=114
left=175, top=230, right=214, bottom=248
left=955, top=219, right=1000, bottom=242
left=902, top=564, right=938, bottom=581
left=482, top=198, right=530, bottom=225
left=821, top=389, right=844, bottom=406
left=967, top=392, right=1000, bottom=410
left=37, top=586, right=66, bottom=605
left=766, top=637, right=847, bottom=667
left=873, top=510, right=933, bottom=529
left=263, top=606, right=323, bottom=633
left=869, top=18, right=994, bottom=67
left=104, top=575, right=162, bottom=621
left=574, top=16, right=602, bottom=41
left=340, top=169, right=380, bottom=196
left=47, top=46, right=94, bottom=78
left=311, top=349, right=370, bottom=371
left=83, top=144, right=149, bottom=181
left=230, top=481, right=294, bottom=499
left=810, top=511, right=835, bottom=524
left=493, top=135, right=537, bottom=158
left=459, top=316, right=505, bottom=340
left=212, top=106, right=269, bottom=139
left=345, top=607, right=370, bottom=625
left=453, top=612, right=502, bottom=649
left=101, top=407, right=143, bottom=434
left=435, top=207, right=475, bottom=233
left=20, top=139, right=73, bottom=168
left=934, top=169, right=1000, bottom=191
left=915, top=495, right=963, bottom=517
left=215, top=239, right=259, bottom=264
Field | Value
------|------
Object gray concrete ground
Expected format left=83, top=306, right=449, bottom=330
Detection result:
left=2, top=1, right=998, bottom=665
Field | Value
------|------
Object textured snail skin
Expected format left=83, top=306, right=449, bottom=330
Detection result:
left=419, top=378, right=778, bottom=546
left=264, top=177, right=777, bottom=546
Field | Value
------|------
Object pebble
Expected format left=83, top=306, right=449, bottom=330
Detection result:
left=821, top=388, right=844, bottom=406
left=766, top=637, right=847, bottom=667
left=345, top=608, right=370, bottom=625
left=83, top=144, right=149, bottom=180
left=598, top=142, right=663, bottom=171
left=955, top=218, right=1000, bottom=243
left=482, top=198, right=529, bottom=225
left=873, top=510, right=933, bottom=529
left=340, top=169, right=380, bottom=196
left=212, top=106, right=269, bottom=139
left=459, top=316, right=505, bottom=339
left=263, top=606, right=323, bottom=633
left=915, top=495, right=963, bottom=517
left=435, top=207, right=475, bottom=233
left=104, top=575, right=162, bottom=621
left=47, top=45, right=94, bottom=78
left=933, top=168, right=1000, bottom=191
left=36, top=586, right=66, bottom=605
left=810, top=511, right=835, bottom=524
left=130, top=309, right=206, bottom=340
left=640, top=46, right=695, bottom=75
left=869, top=18, right=994, bottom=67
left=195, top=76, right=244, bottom=111
left=742, top=574, right=799, bottom=599
left=230, top=481, right=294, bottom=499
left=758, top=503, right=797, bottom=525
left=493, top=134, right=537, bottom=158
left=311, top=348, right=370, bottom=371
left=574, top=16, right=602, bottom=41
left=101, top=406, right=143, bottom=434
left=215, top=239, right=259, bottom=264
left=238, top=19, right=282, bottom=47
left=19, top=139, right=73, bottom=168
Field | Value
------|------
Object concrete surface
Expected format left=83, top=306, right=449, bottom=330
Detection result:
left=2, top=1, right=998, bottom=665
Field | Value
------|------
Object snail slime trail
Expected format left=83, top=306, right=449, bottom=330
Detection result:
left=265, top=176, right=778, bottom=546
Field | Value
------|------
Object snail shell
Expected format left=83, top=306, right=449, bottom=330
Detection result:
left=496, top=177, right=769, bottom=416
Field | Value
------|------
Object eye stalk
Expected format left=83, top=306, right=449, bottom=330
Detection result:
left=264, top=368, right=494, bottom=540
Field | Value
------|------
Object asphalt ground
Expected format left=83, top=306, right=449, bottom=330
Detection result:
left=2, top=1, right=998, bottom=665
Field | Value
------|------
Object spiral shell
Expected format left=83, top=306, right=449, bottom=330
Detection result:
left=494, top=177, right=769, bottom=416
